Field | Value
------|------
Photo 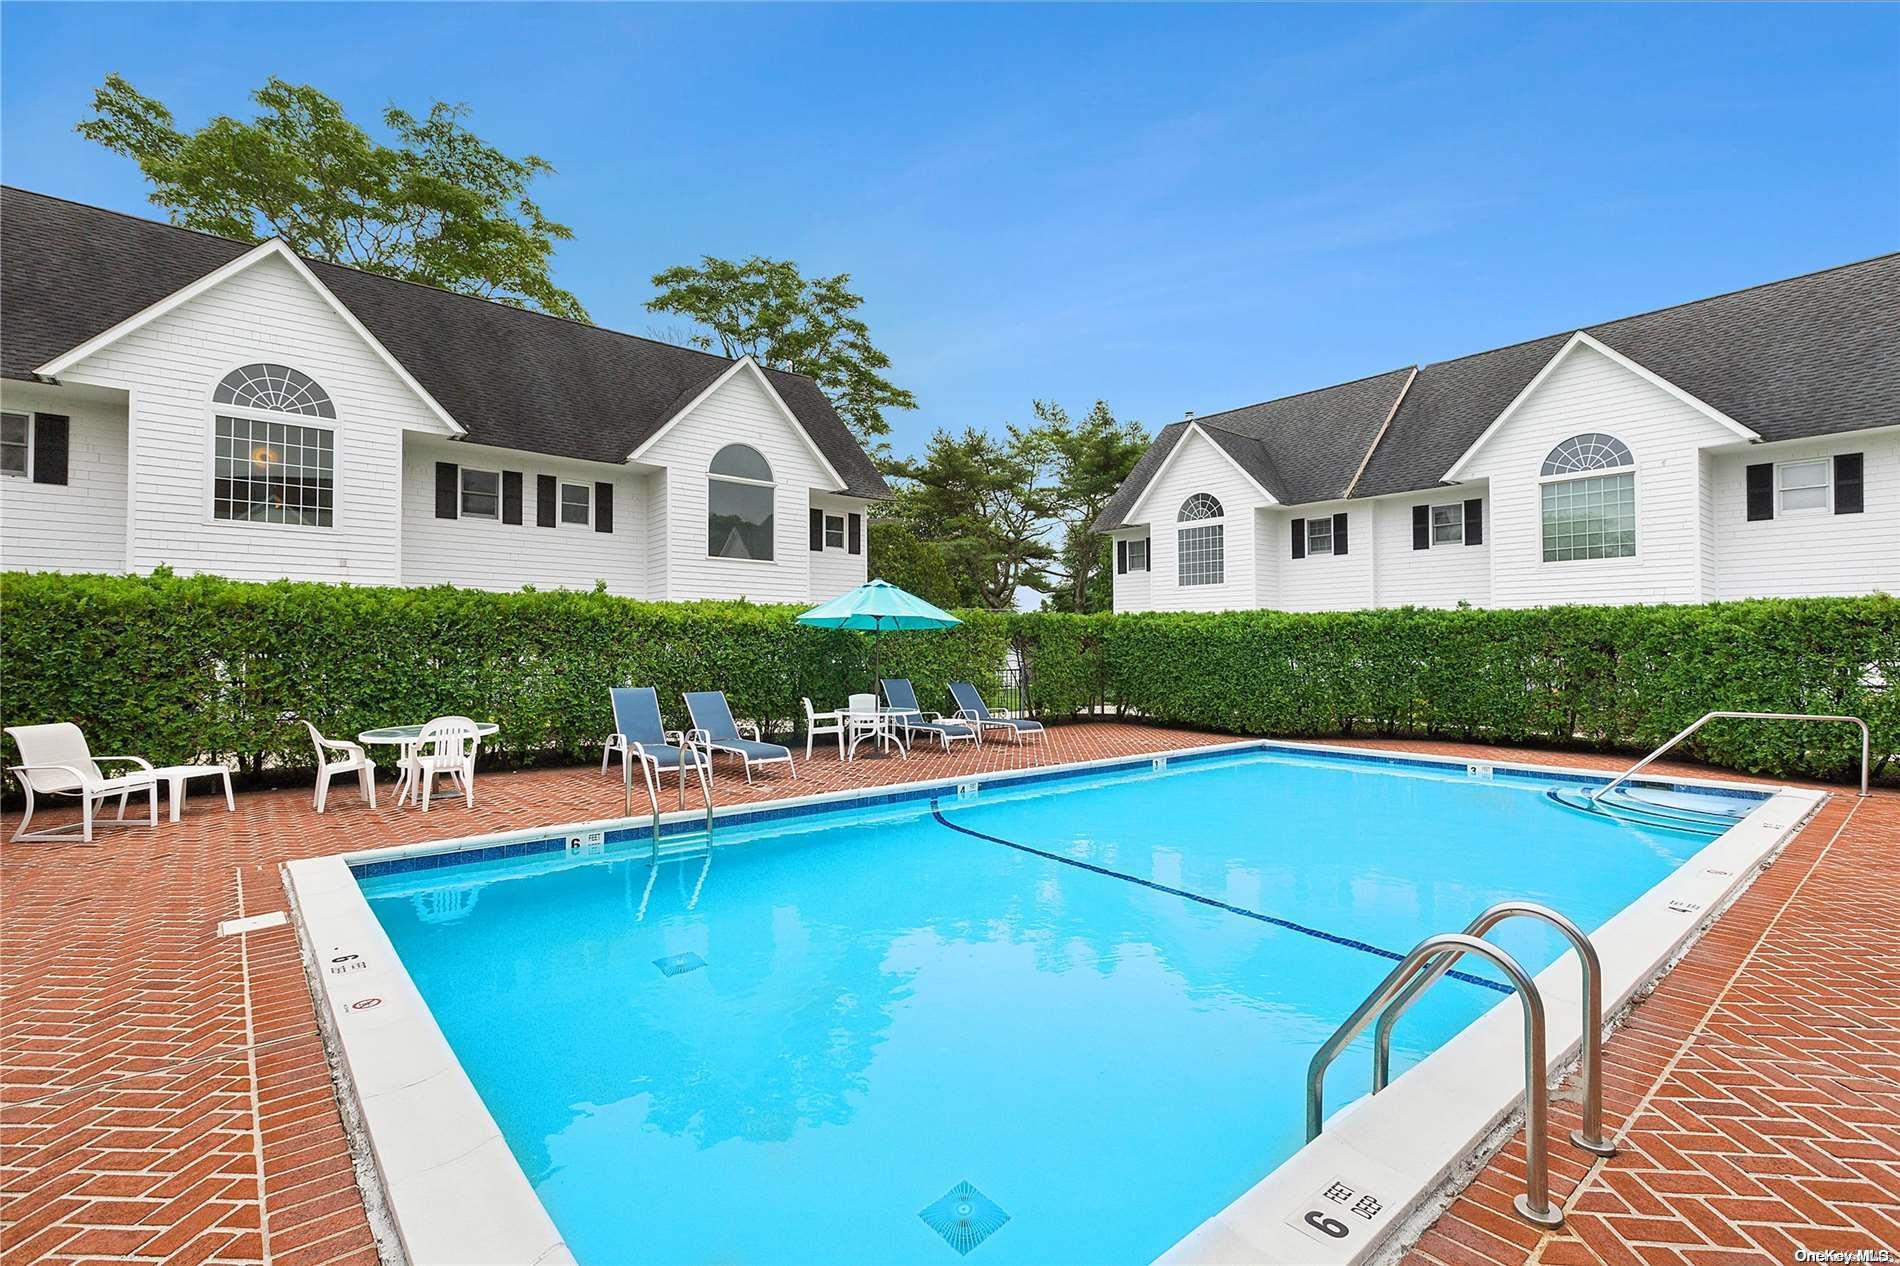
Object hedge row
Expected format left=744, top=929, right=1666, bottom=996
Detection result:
left=1, top=572, right=1892, bottom=786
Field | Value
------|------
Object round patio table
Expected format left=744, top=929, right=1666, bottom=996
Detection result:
left=357, top=722, right=499, bottom=807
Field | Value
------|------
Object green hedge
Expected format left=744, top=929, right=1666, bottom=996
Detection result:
left=2, top=571, right=1892, bottom=786
left=1038, top=597, right=1894, bottom=784
left=0, top=571, right=1009, bottom=778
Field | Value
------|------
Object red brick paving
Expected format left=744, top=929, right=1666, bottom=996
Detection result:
left=2, top=726, right=1893, bottom=1265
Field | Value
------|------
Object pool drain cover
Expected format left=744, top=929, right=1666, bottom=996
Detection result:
left=653, top=951, right=706, bottom=977
left=919, top=1181, right=1008, bottom=1255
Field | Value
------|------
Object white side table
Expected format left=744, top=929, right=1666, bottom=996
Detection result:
left=151, top=764, right=236, bottom=823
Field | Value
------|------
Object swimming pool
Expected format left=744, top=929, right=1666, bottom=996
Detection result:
left=336, top=745, right=1779, bottom=1265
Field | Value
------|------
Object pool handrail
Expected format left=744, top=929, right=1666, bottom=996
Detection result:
left=1306, top=932, right=1564, bottom=1228
left=1371, top=902, right=1617, bottom=1158
left=1590, top=711, right=1869, bottom=803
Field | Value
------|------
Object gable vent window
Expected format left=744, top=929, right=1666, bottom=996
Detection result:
left=1176, top=494, right=1224, bottom=586
left=211, top=363, right=335, bottom=527
left=708, top=443, right=775, bottom=561
left=1540, top=432, right=1635, bottom=562
left=1, top=413, right=28, bottom=477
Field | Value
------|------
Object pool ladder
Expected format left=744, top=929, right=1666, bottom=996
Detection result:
left=1306, top=902, right=1617, bottom=1230
left=1591, top=711, right=1870, bottom=802
left=624, top=737, right=716, bottom=858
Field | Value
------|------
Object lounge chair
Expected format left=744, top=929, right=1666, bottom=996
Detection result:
left=611, top=687, right=710, bottom=808
left=4, top=722, right=161, bottom=843
left=879, top=679, right=979, bottom=752
left=949, top=681, right=1046, bottom=745
left=683, top=691, right=795, bottom=782
left=301, top=720, right=378, bottom=812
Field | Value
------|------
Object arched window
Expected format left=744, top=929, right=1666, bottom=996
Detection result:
left=1176, top=493, right=1224, bottom=586
left=708, top=443, right=775, bottom=560
left=1540, top=433, right=1635, bottom=561
left=210, top=363, right=336, bottom=527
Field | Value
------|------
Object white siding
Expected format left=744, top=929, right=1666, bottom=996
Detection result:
left=58, top=253, right=451, bottom=585
left=399, top=437, right=646, bottom=594
left=1126, top=430, right=1265, bottom=611
left=1709, top=431, right=1900, bottom=599
left=1110, top=530, right=1152, bottom=613
left=1459, top=343, right=1738, bottom=608
left=1369, top=486, right=1493, bottom=609
left=643, top=471, right=670, bottom=599
left=0, top=383, right=129, bottom=574
left=1273, top=501, right=1376, bottom=612
left=637, top=367, right=832, bottom=603
left=807, top=493, right=870, bottom=601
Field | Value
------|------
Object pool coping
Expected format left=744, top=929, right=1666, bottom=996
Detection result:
left=280, top=738, right=1821, bottom=1266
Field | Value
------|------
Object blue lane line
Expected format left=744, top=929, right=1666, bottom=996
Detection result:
left=929, top=800, right=1512, bottom=996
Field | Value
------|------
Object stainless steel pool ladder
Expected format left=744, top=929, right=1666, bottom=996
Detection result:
left=624, top=739, right=716, bottom=857
left=1590, top=711, right=1869, bottom=803
left=1306, top=901, right=1616, bottom=1230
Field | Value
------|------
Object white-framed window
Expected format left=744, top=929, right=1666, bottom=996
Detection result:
left=823, top=513, right=846, bottom=549
left=1540, top=432, right=1636, bottom=562
left=461, top=468, right=500, bottom=519
left=560, top=481, right=592, bottom=526
left=210, top=363, right=336, bottom=527
left=709, top=443, right=775, bottom=560
left=1, top=412, right=29, bottom=477
left=1176, top=494, right=1224, bottom=586
left=1306, top=516, right=1334, bottom=556
left=1126, top=537, right=1149, bottom=572
left=1431, top=503, right=1464, bottom=545
left=1776, top=459, right=1830, bottom=514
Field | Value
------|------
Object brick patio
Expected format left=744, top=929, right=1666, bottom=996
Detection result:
left=2, top=725, right=1893, bottom=1265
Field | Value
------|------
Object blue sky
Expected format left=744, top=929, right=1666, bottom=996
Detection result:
left=3, top=3, right=1895, bottom=460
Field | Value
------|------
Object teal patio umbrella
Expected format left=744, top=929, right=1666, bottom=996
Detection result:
left=796, top=578, right=962, bottom=691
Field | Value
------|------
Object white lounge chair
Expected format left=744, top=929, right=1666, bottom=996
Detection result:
left=409, top=716, right=480, bottom=811
left=801, top=696, right=847, bottom=760
left=4, top=722, right=161, bottom=843
left=301, top=720, right=378, bottom=813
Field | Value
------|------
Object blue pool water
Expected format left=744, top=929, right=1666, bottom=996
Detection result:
left=358, top=747, right=1759, bottom=1265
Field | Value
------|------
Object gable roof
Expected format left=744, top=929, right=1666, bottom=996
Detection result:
left=0, top=186, right=889, bottom=499
left=1100, top=251, right=1900, bottom=525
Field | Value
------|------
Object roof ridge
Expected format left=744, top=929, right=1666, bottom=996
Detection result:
left=1180, top=364, right=1417, bottom=426
left=1, top=183, right=779, bottom=380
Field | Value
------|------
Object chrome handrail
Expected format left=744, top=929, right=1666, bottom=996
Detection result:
left=1373, top=902, right=1616, bottom=1157
left=623, top=739, right=715, bottom=857
left=1307, top=933, right=1564, bottom=1228
left=1590, top=711, right=1869, bottom=803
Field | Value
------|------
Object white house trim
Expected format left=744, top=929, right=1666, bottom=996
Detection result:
left=35, top=239, right=466, bottom=438
left=1125, top=422, right=1281, bottom=524
left=625, top=356, right=848, bottom=492
left=1443, top=331, right=1758, bottom=482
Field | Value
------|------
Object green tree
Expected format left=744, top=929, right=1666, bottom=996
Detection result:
left=888, top=426, right=1057, bottom=610
left=77, top=74, right=587, bottom=319
left=1033, top=400, right=1149, bottom=613
left=865, top=519, right=966, bottom=609
left=647, top=256, right=916, bottom=450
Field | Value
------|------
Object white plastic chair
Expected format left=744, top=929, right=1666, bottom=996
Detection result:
left=802, top=697, right=846, bottom=759
left=409, top=716, right=479, bottom=812
left=845, top=692, right=904, bottom=761
left=301, top=720, right=378, bottom=813
left=4, top=722, right=160, bottom=843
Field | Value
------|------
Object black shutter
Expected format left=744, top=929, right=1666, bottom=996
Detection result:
left=1464, top=498, right=1484, bottom=546
left=594, top=482, right=613, bottom=533
left=848, top=512, right=862, bottom=555
left=809, top=508, right=825, bottom=551
left=1291, top=518, right=1305, bottom=559
left=1116, top=540, right=1128, bottom=574
left=1332, top=512, right=1349, bottom=555
left=30, top=414, right=69, bottom=486
left=501, top=471, right=523, bottom=525
left=536, top=474, right=556, bottom=527
left=1745, top=463, right=1774, bottom=521
left=1412, top=505, right=1430, bottom=550
left=434, top=462, right=459, bottom=519
left=1834, top=453, right=1864, bottom=515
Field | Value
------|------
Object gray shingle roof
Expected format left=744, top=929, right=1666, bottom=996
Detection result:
left=1103, top=252, right=1900, bottom=523
left=0, top=186, right=889, bottom=498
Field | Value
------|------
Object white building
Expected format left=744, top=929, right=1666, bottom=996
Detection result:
left=0, top=187, right=884, bottom=600
left=1098, top=255, right=1898, bottom=612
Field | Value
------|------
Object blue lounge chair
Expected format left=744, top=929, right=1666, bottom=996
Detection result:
left=683, top=691, right=796, bottom=782
left=608, top=687, right=710, bottom=808
left=880, top=679, right=979, bottom=751
left=949, top=681, right=1045, bottom=745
